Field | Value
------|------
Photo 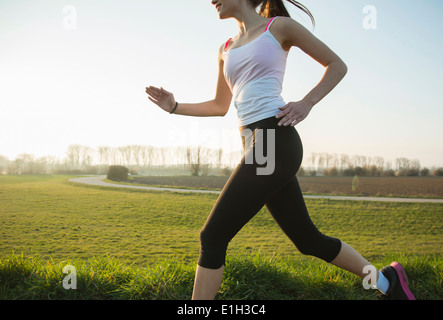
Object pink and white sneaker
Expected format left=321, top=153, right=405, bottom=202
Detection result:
left=380, top=262, right=416, bottom=300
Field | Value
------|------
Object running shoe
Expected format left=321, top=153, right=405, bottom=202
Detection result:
left=380, top=262, right=416, bottom=300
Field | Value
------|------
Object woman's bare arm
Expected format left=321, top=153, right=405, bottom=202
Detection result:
left=273, top=17, right=348, bottom=126
left=146, top=45, right=232, bottom=117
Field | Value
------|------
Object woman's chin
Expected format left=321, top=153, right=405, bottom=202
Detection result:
left=217, top=10, right=230, bottom=20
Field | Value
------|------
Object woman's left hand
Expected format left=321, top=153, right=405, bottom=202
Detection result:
left=276, top=100, right=314, bottom=127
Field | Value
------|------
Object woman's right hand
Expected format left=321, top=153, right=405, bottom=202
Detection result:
left=145, top=86, right=176, bottom=113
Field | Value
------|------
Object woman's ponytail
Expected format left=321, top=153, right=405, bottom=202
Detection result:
left=250, top=0, right=315, bottom=27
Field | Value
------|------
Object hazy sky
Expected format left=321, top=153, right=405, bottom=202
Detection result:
left=1, top=0, right=442, bottom=168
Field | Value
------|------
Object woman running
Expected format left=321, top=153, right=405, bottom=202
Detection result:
left=145, top=0, right=415, bottom=300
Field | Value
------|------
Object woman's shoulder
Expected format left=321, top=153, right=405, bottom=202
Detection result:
left=268, top=16, right=299, bottom=39
left=270, top=16, right=314, bottom=50
left=271, top=16, right=302, bottom=32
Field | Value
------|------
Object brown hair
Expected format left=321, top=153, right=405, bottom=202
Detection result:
left=249, top=0, right=315, bottom=27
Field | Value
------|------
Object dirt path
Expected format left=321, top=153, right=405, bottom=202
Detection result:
left=69, top=176, right=443, bottom=203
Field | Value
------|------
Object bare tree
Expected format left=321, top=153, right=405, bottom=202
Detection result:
left=98, top=146, right=111, bottom=165
left=8, top=158, right=24, bottom=174
left=80, top=146, right=93, bottom=167
left=0, top=155, right=9, bottom=174
left=187, top=146, right=201, bottom=176
left=374, top=156, right=385, bottom=170
left=118, top=146, right=132, bottom=167
left=339, top=154, right=349, bottom=172
left=140, top=145, right=153, bottom=169
left=130, top=145, right=142, bottom=168
left=66, top=144, right=81, bottom=169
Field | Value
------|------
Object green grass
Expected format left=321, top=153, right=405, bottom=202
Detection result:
left=0, top=175, right=442, bottom=299
left=1, top=252, right=441, bottom=300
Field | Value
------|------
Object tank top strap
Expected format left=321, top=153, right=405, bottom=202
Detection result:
left=224, top=38, right=232, bottom=52
left=264, top=16, right=278, bottom=32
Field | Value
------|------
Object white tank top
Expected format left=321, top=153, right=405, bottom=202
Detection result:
left=223, top=17, right=288, bottom=127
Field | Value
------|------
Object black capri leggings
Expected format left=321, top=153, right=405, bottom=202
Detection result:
left=198, top=116, right=342, bottom=269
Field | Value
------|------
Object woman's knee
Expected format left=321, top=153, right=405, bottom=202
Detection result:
left=294, top=233, right=342, bottom=263
left=198, top=228, right=229, bottom=269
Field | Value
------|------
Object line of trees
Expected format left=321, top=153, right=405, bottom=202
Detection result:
left=0, top=144, right=242, bottom=176
left=1, top=145, right=442, bottom=177
left=300, top=152, right=439, bottom=177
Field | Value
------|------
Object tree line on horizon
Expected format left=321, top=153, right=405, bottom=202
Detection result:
left=1, top=144, right=442, bottom=177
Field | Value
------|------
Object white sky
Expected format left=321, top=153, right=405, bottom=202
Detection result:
left=1, top=0, right=442, bottom=168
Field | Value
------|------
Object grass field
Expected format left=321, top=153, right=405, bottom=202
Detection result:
left=0, top=175, right=442, bottom=300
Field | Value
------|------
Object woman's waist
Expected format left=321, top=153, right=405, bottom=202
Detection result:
left=233, top=78, right=283, bottom=101
left=240, top=115, right=284, bottom=132
left=235, top=95, right=286, bottom=126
